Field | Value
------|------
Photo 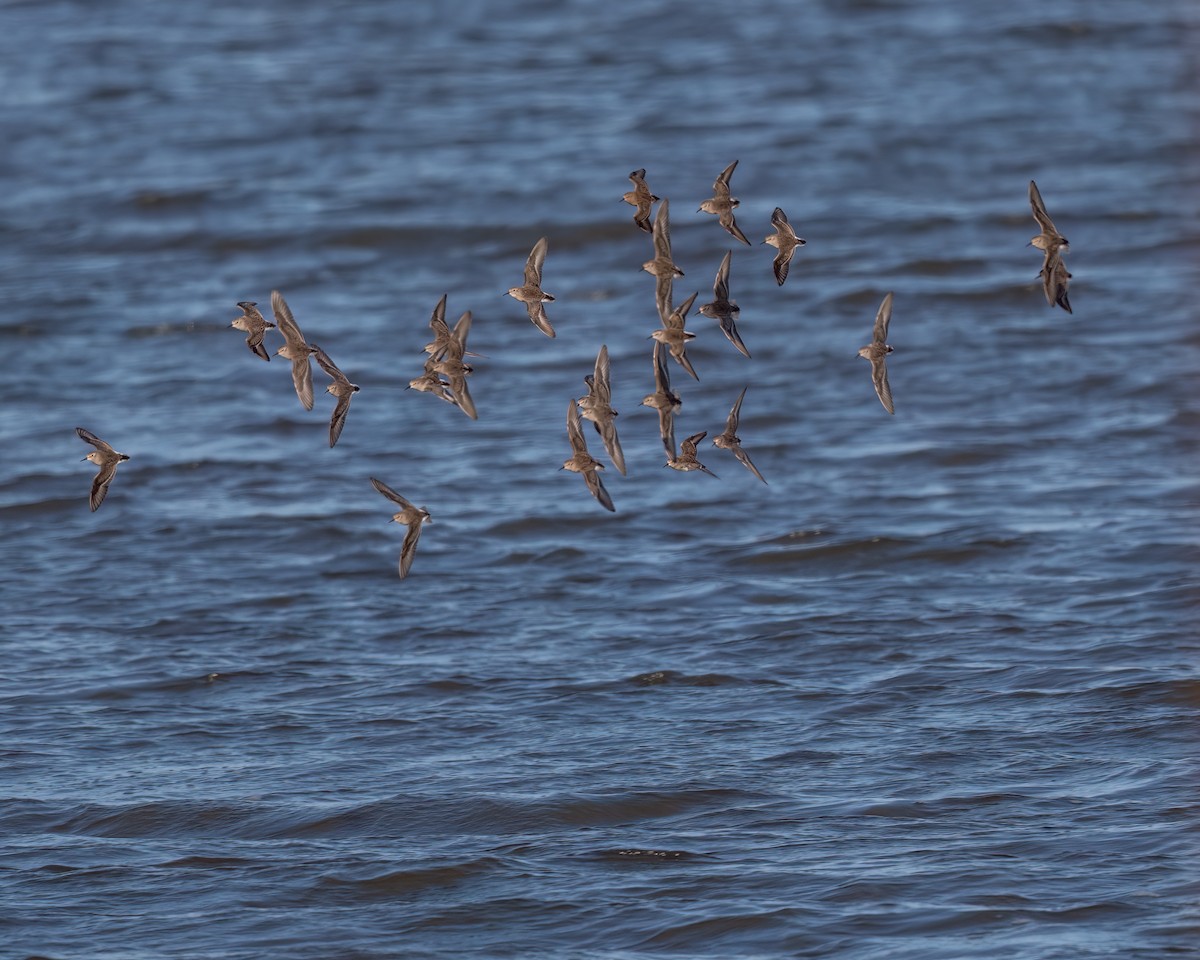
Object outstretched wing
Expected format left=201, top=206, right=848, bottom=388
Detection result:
left=526, top=300, right=556, bottom=338
left=719, top=210, right=750, bottom=246
left=592, top=345, right=612, bottom=406
left=566, top=400, right=588, bottom=455
left=871, top=357, right=895, bottom=415
left=524, top=236, right=548, bottom=287
left=874, top=292, right=894, bottom=344
left=725, top=387, right=747, bottom=435
left=652, top=198, right=673, bottom=263
left=733, top=443, right=767, bottom=484
left=713, top=250, right=731, bottom=301
left=1028, top=180, right=1059, bottom=236
left=370, top=476, right=414, bottom=510
left=76, top=427, right=113, bottom=453
left=713, top=159, right=739, bottom=198
left=328, top=391, right=353, bottom=447
left=398, top=520, right=424, bottom=579
left=271, top=290, right=306, bottom=346
left=584, top=468, right=616, bottom=512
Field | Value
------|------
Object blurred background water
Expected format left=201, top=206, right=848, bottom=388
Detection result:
left=1, top=0, right=1197, bottom=957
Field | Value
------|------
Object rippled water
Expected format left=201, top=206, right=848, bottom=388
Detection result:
left=2, top=0, right=1197, bottom=957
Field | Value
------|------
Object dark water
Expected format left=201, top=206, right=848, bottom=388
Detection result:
left=2, top=0, right=1197, bottom=957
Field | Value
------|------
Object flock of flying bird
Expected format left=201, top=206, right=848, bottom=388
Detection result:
left=74, top=168, right=1072, bottom=579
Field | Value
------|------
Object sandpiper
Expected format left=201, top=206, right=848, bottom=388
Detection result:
left=311, top=344, right=360, bottom=447
left=424, top=296, right=483, bottom=361
left=698, top=250, right=750, bottom=358
left=1029, top=181, right=1072, bottom=313
left=857, top=291, right=895, bottom=414
left=622, top=168, right=659, bottom=234
left=712, top=387, right=767, bottom=484
left=576, top=344, right=626, bottom=476
left=76, top=427, right=130, bottom=512
left=642, top=198, right=685, bottom=321
left=434, top=352, right=477, bottom=421
left=651, top=289, right=699, bottom=381
left=230, top=301, right=275, bottom=361
left=641, top=341, right=681, bottom=460
left=271, top=290, right=315, bottom=411
left=408, top=355, right=460, bottom=407
left=562, top=400, right=615, bottom=512
left=666, top=430, right=717, bottom=477
left=370, top=477, right=431, bottom=579
left=507, top=236, right=556, bottom=338
left=763, top=207, right=805, bottom=286
left=698, top=160, right=750, bottom=246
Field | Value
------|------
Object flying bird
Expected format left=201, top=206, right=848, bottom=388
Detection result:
left=643, top=198, right=685, bottom=321
left=763, top=207, right=806, bottom=286
left=271, top=290, right=315, bottom=410
left=506, top=236, right=556, bottom=338
left=698, top=160, right=750, bottom=245
left=857, top=291, right=895, bottom=414
left=408, top=355, right=460, bottom=408
left=621, top=168, right=659, bottom=234
left=576, top=344, right=626, bottom=476
left=641, top=341, right=682, bottom=460
left=76, top=427, right=130, bottom=512
left=666, top=430, right=718, bottom=477
left=711, top=387, right=767, bottom=484
left=230, top=301, right=275, bottom=361
left=370, top=477, right=431, bottom=579
left=651, top=289, right=700, bottom=381
left=1028, top=180, right=1072, bottom=313
left=424, top=295, right=483, bottom=361
left=562, top=400, right=615, bottom=512
left=698, top=250, right=750, bottom=358
left=311, top=345, right=360, bottom=447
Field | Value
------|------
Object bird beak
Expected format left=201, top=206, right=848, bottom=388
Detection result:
left=80, top=456, right=89, bottom=461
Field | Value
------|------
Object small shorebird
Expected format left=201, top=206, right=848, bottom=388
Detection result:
left=643, top=199, right=685, bottom=320
left=576, top=344, right=626, bottom=476
left=666, top=430, right=717, bottom=477
left=641, top=341, right=681, bottom=459
left=1029, top=180, right=1072, bottom=313
left=763, top=207, right=805, bottom=286
left=424, top=296, right=482, bottom=362
left=311, top=345, right=360, bottom=447
left=434, top=350, right=477, bottom=421
left=507, top=236, right=556, bottom=338
left=712, top=387, right=767, bottom=484
left=370, top=477, right=431, bottom=579
left=408, top=355, right=460, bottom=408
left=698, top=250, right=750, bottom=358
left=621, top=168, right=658, bottom=234
left=230, top=301, right=275, bottom=361
left=698, top=160, right=750, bottom=246
left=651, top=289, right=699, bottom=381
left=857, top=291, right=895, bottom=415
left=271, top=290, right=315, bottom=410
left=562, top=400, right=615, bottom=512
left=76, top=427, right=130, bottom=512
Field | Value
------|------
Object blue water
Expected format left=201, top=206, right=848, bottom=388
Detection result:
left=1, top=1, right=1197, bottom=957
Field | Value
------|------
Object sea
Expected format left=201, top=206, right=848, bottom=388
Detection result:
left=1, top=0, right=1197, bottom=957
